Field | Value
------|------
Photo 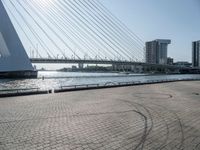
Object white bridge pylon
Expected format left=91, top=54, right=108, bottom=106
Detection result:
left=0, top=0, right=34, bottom=73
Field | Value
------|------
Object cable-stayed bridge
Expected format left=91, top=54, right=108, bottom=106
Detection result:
left=0, top=0, right=199, bottom=77
left=2, top=0, right=145, bottom=61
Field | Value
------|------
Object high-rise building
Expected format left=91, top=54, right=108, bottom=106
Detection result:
left=146, top=39, right=171, bottom=64
left=192, top=40, right=200, bottom=67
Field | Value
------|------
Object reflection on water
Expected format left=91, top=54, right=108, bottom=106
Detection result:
left=0, top=71, right=200, bottom=90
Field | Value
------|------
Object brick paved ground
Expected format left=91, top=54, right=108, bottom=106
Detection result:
left=0, top=81, right=200, bottom=150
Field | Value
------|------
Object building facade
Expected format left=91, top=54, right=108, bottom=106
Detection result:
left=174, top=61, right=192, bottom=68
left=192, top=41, right=200, bottom=67
left=146, top=39, right=171, bottom=64
left=167, top=57, right=174, bottom=65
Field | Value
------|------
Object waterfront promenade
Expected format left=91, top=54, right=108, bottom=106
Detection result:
left=0, top=81, right=200, bottom=150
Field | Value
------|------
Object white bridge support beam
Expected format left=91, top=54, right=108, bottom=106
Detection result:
left=0, top=0, right=37, bottom=78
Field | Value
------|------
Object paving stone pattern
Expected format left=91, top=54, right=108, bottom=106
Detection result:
left=0, top=81, right=200, bottom=150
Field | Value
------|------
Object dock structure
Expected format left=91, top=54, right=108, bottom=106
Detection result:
left=0, top=81, right=200, bottom=149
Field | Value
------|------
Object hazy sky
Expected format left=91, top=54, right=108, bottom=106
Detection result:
left=101, top=0, right=200, bottom=62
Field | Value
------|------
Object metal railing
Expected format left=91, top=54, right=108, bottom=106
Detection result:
left=0, top=88, right=39, bottom=94
left=0, top=88, right=48, bottom=97
left=61, top=84, right=100, bottom=90
left=58, top=78, right=200, bottom=92
left=1, top=78, right=200, bottom=97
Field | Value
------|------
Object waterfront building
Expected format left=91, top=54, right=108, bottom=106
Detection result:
left=146, top=39, right=171, bottom=64
left=167, top=57, right=174, bottom=65
left=174, top=61, right=192, bottom=68
left=192, top=40, right=200, bottom=67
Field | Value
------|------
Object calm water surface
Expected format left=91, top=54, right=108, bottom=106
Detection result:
left=0, top=71, right=200, bottom=90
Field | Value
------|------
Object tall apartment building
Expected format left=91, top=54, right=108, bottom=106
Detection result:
left=146, top=39, right=171, bottom=64
left=192, top=40, right=200, bottom=67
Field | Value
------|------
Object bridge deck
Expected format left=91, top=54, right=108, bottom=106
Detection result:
left=0, top=81, right=200, bottom=149
left=30, top=58, right=190, bottom=69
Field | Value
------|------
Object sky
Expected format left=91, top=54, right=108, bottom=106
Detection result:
left=2, top=0, right=200, bottom=70
left=101, top=0, right=200, bottom=62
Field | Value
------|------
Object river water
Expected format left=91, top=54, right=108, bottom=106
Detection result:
left=0, top=71, right=200, bottom=90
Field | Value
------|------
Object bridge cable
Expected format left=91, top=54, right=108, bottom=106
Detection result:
left=84, top=0, right=144, bottom=61
left=5, top=0, right=145, bottom=62
left=64, top=0, right=131, bottom=61
left=76, top=0, right=141, bottom=62
left=29, top=0, right=103, bottom=60
left=92, top=0, right=145, bottom=60
left=61, top=0, right=126, bottom=61
left=2, top=1, right=41, bottom=58
left=54, top=0, right=118, bottom=60
left=14, top=0, right=80, bottom=60
left=71, top=0, right=136, bottom=61
left=95, top=0, right=144, bottom=47
left=23, top=0, right=88, bottom=59
left=4, top=0, right=56, bottom=59
left=45, top=0, right=112, bottom=60
left=10, top=0, right=66, bottom=59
